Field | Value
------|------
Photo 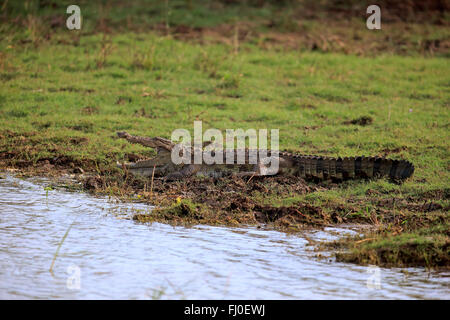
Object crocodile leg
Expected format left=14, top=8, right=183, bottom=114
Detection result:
left=118, top=161, right=165, bottom=177
left=233, top=163, right=266, bottom=177
left=164, top=164, right=202, bottom=181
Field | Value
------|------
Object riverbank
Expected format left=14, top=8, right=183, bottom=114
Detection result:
left=3, top=175, right=448, bottom=299
left=2, top=160, right=448, bottom=270
left=1, top=1, right=449, bottom=269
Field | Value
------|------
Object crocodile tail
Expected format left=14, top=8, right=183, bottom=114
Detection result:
left=294, top=155, right=414, bottom=181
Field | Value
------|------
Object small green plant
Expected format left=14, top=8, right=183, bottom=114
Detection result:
left=131, top=46, right=156, bottom=70
left=44, top=186, right=53, bottom=198
left=149, top=287, right=166, bottom=300
left=95, top=35, right=115, bottom=69
left=217, top=72, right=241, bottom=89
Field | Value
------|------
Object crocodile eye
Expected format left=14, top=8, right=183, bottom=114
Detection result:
left=211, top=151, right=215, bottom=157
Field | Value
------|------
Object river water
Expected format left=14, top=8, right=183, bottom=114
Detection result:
left=0, top=175, right=448, bottom=299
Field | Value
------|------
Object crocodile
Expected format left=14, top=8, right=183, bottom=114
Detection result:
left=116, top=131, right=415, bottom=182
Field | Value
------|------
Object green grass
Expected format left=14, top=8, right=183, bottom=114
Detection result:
left=333, top=226, right=449, bottom=268
left=1, top=33, right=448, bottom=181
left=0, top=0, right=449, bottom=268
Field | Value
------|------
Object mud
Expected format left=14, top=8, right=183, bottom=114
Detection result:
left=343, top=116, right=373, bottom=126
left=126, top=174, right=323, bottom=228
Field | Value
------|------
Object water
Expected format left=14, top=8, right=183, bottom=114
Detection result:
left=0, top=175, right=448, bottom=299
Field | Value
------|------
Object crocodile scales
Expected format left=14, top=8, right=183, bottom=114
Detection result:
left=116, top=132, right=414, bottom=182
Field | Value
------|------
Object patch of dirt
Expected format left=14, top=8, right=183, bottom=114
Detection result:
left=69, top=137, right=89, bottom=145
left=81, top=106, right=99, bottom=115
left=381, top=146, right=407, bottom=155
left=48, top=87, right=94, bottom=94
left=115, top=96, right=132, bottom=105
left=254, top=203, right=329, bottom=225
left=343, top=116, right=373, bottom=126
left=375, top=198, right=444, bottom=212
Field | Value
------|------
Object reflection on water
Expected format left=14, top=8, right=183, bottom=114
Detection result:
left=0, top=175, right=448, bottom=299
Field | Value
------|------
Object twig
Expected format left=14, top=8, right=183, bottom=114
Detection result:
left=295, top=209, right=308, bottom=218
left=246, top=172, right=256, bottom=184
left=355, top=238, right=375, bottom=245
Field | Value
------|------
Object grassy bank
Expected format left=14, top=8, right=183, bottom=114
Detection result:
left=0, top=0, right=449, bottom=269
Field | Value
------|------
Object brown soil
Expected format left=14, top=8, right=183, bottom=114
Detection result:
left=343, top=116, right=373, bottom=126
left=105, top=173, right=328, bottom=229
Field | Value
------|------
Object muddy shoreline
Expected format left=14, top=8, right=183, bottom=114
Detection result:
left=2, top=158, right=448, bottom=271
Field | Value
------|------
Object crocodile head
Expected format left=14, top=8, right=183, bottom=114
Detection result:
left=116, top=132, right=184, bottom=177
